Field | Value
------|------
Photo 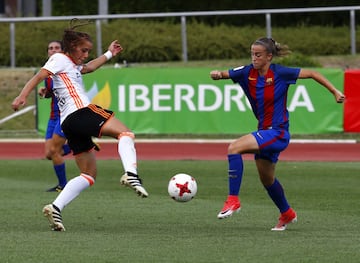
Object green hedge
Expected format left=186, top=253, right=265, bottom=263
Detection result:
left=0, top=19, right=355, bottom=67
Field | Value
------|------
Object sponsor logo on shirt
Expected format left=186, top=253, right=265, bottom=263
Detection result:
left=266, top=78, right=273, bottom=85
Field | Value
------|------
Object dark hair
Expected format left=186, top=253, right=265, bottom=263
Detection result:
left=62, top=19, right=92, bottom=53
left=47, top=40, right=63, bottom=50
left=253, top=37, right=290, bottom=57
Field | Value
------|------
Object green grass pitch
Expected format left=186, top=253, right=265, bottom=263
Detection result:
left=0, top=159, right=359, bottom=263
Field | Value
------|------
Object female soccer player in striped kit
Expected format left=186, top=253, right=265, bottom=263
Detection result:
left=12, top=19, right=148, bottom=231
left=38, top=40, right=71, bottom=192
left=210, top=37, right=345, bottom=231
left=39, top=40, right=100, bottom=192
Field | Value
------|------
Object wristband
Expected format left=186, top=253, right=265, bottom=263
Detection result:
left=104, top=50, right=113, bottom=60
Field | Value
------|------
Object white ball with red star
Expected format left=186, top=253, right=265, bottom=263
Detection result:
left=168, top=173, right=197, bottom=202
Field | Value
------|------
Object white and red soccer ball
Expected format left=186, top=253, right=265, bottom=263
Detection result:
left=168, top=173, right=197, bottom=202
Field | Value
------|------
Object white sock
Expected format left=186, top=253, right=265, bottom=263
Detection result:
left=118, top=135, right=137, bottom=174
left=53, top=174, right=95, bottom=211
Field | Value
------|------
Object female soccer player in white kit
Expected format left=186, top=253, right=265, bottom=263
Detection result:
left=12, top=20, right=148, bottom=231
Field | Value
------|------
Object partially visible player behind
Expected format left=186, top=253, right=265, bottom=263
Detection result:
left=38, top=40, right=70, bottom=192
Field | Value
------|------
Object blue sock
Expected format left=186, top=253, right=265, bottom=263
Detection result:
left=62, top=144, right=71, bottom=156
left=53, top=163, right=67, bottom=187
left=265, top=178, right=290, bottom=213
left=228, top=154, right=243, bottom=196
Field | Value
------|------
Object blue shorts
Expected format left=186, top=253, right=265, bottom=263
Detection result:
left=251, top=129, right=290, bottom=163
left=45, top=118, right=66, bottom=140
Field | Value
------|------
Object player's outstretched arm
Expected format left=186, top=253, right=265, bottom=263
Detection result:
left=298, top=69, right=345, bottom=103
left=210, top=70, right=230, bottom=80
left=82, top=40, right=123, bottom=74
left=12, top=69, right=49, bottom=111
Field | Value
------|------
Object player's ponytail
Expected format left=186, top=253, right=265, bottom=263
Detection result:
left=62, top=18, right=93, bottom=54
left=253, top=37, right=290, bottom=57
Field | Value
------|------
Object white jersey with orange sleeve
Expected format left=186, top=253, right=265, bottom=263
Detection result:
left=42, top=53, right=90, bottom=124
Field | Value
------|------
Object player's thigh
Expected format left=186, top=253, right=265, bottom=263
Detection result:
left=228, top=133, right=259, bottom=154
left=253, top=129, right=289, bottom=152
left=102, top=117, right=131, bottom=138
left=51, top=134, right=66, bottom=152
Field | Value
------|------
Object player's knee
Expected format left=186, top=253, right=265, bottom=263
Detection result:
left=228, top=141, right=242, bottom=154
left=45, top=151, right=52, bottom=160
left=117, top=131, right=135, bottom=140
left=48, top=145, right=61, bottom=158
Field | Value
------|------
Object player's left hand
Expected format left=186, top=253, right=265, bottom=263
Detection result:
left=334, top=89, right=345, bottom=103
left=108, top=40, right=123, bottom=57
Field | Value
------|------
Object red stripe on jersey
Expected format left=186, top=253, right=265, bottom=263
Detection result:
left=248, top=68, right=258, bottom=108
left=50, top=97, right=56, bottom=119
left=45, top=77, right=53, bottom=92
left=263, top=70, right=275, bottom=129
left=59, top=73, right=84, bottom=109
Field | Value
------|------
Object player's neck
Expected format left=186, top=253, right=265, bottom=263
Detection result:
left=258, top=63, right=272, bottom=76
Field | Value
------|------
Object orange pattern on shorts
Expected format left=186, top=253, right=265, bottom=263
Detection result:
left=88, top=104, right=112, bottom=119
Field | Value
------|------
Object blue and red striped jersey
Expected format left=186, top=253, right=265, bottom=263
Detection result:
left=44, top=77, right=60, bottom=120
left=229, top=64, right=300, bottom=131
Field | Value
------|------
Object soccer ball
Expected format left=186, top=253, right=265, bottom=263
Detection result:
left=168, top=173, right=197, bottom=202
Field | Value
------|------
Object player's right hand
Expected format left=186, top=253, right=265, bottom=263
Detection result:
left=210, top=70, right=222, bottom=80
left=11, top=96, right=26, bottom=111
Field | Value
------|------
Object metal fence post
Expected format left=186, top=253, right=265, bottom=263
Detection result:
left=266, top=13, right=272, bottom=38
left=2, top=6, right=360, bottom=66
left=96, top=19, right=102, bottom=57
left=10, top=22, right=15, bottom=68
left=181, top=16, right=188, bottom=62
left=350, top=9, right=356, bottom=55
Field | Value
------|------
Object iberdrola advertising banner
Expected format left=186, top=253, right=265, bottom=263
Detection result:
left=37, top=67, right=343, bottom=135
